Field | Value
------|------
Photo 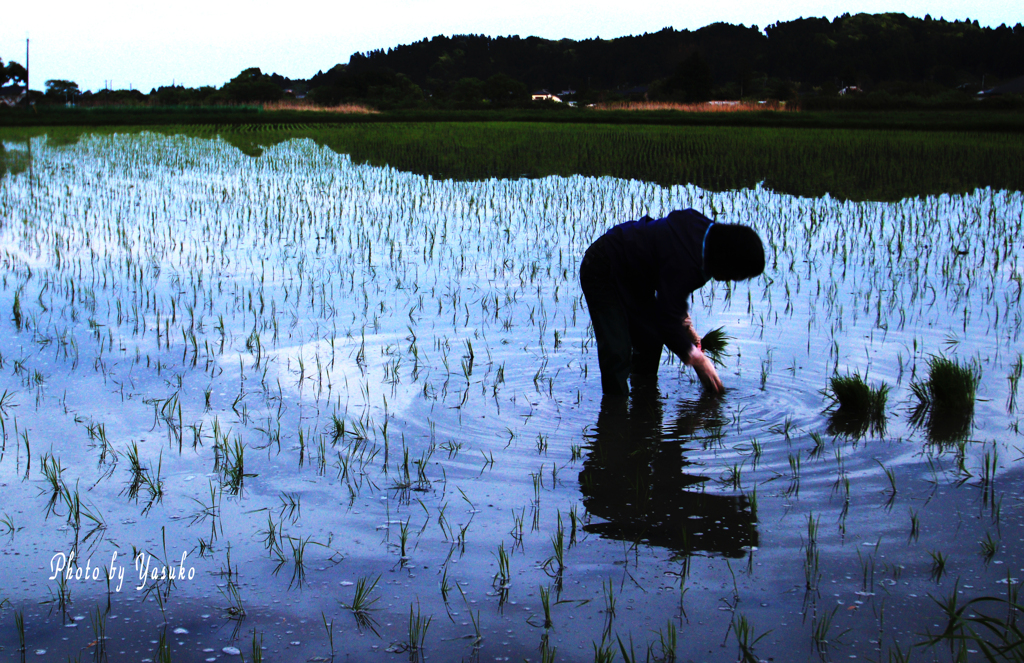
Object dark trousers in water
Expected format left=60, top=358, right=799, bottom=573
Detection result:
left=579, top=236, right=663, bottom=396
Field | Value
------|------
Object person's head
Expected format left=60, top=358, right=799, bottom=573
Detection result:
left=704, top=223, right=765, bottom=281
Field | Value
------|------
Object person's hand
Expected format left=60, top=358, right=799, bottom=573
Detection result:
left=686, top=345, right=724, bottom=395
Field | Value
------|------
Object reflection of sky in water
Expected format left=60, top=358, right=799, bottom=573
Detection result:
left=220, top=333, right=415, bottom=415
left=0, top=132, right=1022, bottom=660
left=0, top=133, right=1020, bottom=477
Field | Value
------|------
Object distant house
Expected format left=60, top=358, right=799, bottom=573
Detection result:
left=531, top=90, right=561, bottom=102
left=978, top=76, right=1024, bottom=97
left=0, top=85, right=27, bottom=108
left=838, top=86, right=861, bottom=95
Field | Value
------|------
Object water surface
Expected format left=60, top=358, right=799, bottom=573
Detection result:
left=0, top=130, right=1021, bottom=661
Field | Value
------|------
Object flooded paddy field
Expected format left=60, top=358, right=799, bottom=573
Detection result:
left=0, top=127, right=1022, bottom=662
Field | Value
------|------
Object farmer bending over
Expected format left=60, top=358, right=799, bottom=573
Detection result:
left=580, top=209, right=765, bottom=396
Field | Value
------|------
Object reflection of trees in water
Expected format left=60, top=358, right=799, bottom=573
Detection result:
left=0, top=141, right=31, bottom=180
left=579, top=386, right=757, bottom=558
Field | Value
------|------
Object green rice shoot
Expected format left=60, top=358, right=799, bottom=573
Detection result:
left=911, top=356, right=982, bottom=413
left=701, top=327, right=731, bottom=367
left=822, top=372, right=889, bottom=438
left=824, top=373, right=889, bottom=420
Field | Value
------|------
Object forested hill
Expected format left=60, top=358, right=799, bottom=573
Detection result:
left=310, top=13, right=1023, bottom=98
left=17, top=12, right=1023, bottom=109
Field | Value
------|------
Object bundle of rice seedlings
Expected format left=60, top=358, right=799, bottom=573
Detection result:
left=909, top=356, right=981, bottom=443
left=822, top=372, right=888, bottom=437
left=910, top=356, right=981, bottom=413
left=700, top=327, right=731, bottom=367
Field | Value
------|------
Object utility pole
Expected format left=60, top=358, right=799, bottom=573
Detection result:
left=26, top=36, right=30, bottom=93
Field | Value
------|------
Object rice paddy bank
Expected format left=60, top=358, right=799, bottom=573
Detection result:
left=2, top=105, right=1024, bottom=134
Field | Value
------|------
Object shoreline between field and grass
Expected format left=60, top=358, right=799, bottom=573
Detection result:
left=2, top=105, right=1024, bottom=133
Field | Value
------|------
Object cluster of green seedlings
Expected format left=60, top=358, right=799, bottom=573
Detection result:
left=0, top=130, right=1022, bottom=662
left=817, top=349, right=996, bottom=451
left=734, top=348, right=1024, bottom=660
left=823, top=373, right=889, bottom=422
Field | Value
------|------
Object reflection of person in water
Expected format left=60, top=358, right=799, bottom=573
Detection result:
left=580, top=209, right=765, bottom=396
left=579, top=389, right=757, bottom=558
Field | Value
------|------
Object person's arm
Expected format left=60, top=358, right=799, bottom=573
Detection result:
left=658, top=307, right=724, bottom=393
left=682, top=314, right=701, bottom=349
left=652, top=213, right=722, bottom=392
left=678, top=313, right=724, bottom=393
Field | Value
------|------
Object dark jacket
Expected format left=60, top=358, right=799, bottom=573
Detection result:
left=599, top=209, right=713, bottom=359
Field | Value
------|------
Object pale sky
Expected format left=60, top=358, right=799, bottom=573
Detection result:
left=2, top=0, right=1020, bottom=93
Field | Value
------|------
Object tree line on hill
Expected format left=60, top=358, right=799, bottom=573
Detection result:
left=3, top=12, right=1023, bottom=111
left=315, top=13, right=1022, bottom=108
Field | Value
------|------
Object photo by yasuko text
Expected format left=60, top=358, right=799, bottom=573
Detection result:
left=48, top=550, right=196, bottom=592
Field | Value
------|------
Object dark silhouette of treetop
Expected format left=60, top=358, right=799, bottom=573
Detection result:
left=1, top=59, right=27, bottom=88
left=223, top=68, right=284, bottom=103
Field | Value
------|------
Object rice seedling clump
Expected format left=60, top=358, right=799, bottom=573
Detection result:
left=910, top=356, right=982, bottom=442
left=700, top=327, right=731, bottom=367
left=824, top=373, right=888, bottom=416
left=823, top=373, right=888, bottom=437
left=911, top=356, right=981, bottom=413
